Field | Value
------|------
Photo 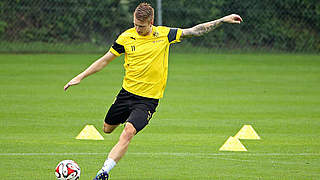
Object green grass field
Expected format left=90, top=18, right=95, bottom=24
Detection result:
left=0, top=53, right=319, bottom=179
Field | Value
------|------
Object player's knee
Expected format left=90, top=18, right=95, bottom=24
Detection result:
left=122, top=124, right=136, bottom=141
left=103, top=127, right=113, bottom=134
left=103, top=123, right=118, bottom=134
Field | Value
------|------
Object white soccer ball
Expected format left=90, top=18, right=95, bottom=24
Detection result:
left=55, top=160, right=81, bottom=180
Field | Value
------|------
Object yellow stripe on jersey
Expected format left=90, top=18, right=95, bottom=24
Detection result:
left=109, top=26, right=182, bottom=99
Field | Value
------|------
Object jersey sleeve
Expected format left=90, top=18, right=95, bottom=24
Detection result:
left=168, top=28, right=183, bottom=44
left=109, top=34, right=126, bottom=56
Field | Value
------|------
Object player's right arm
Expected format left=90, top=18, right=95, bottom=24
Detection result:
left=64, top=51, right=117, bottom=91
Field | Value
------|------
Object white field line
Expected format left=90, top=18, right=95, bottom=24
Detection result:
left=0, top=152, right=319, bottom=156
left=205, top=156, right=310, bottom=165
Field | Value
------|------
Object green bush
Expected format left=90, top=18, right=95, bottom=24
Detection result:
left=0, top=0, right=131, bottom=44
left=0, top=0, right=319, bottom=52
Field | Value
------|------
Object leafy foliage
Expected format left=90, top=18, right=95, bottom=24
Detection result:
left=0, top=0, right=319, bottom=52
left=1, top=0, right=131, bottom=45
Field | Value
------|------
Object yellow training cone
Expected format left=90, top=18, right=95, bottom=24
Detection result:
left=219, top=136, right=247, bottom=151
left=234, top=125, right=261, bottom=140
left=76, top=125, right=104, bottom=140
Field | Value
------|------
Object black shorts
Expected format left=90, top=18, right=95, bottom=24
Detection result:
left=104, top=88, right=159, bottom=133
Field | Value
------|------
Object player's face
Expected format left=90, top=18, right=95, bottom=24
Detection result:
left=134, top=16, right=153, bottom=36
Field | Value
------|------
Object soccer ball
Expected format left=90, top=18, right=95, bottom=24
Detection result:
left=55, top=160, right=81, bottom=180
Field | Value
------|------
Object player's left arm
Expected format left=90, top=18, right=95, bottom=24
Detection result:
left=181, top=14, right=242, bottom=38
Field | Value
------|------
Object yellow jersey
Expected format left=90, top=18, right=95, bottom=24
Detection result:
left=109, top=26, right=182, bottom=99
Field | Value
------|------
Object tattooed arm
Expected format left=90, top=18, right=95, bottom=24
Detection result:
left=181, top=14, right=242, bottom=38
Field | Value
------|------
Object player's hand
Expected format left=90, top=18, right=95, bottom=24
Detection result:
left=64, top=76, right=82, bottom=91
left=222, top=14, right=243, bottom=24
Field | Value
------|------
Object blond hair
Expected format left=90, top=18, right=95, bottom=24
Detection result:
left=134, top=3, right=154, bottom=22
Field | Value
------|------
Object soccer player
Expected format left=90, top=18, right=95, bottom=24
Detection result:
left=64, top=3, right=242, bottom=180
